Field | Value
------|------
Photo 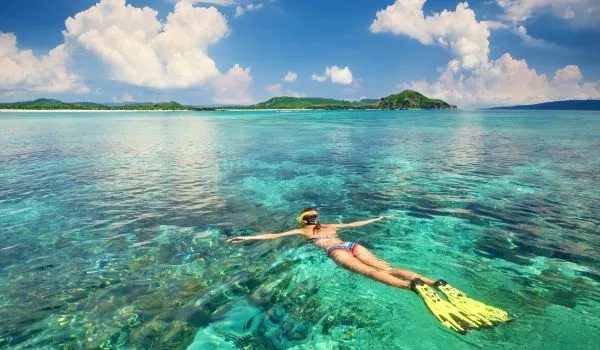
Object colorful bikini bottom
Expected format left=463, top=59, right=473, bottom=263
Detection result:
left=326, top=241, right=358, bottom=256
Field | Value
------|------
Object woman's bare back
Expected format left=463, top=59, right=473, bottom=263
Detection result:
left=300, top=224, right=345, bottom=249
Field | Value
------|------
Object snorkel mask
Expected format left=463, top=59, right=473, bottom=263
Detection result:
left=297, top=210, right=319, bottom=225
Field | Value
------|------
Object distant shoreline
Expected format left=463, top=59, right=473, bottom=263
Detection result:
left=483, top=99, right=600, bottom=111
left=0, top=109, right=190, bottom=113
left=0, top=91, right=458, bottom=111
left=216, top=108, right=381, bottom=111
left=0, top=108, right=450, bottom=113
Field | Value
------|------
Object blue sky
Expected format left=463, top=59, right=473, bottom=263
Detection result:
left=0, top=0, right=599, bottom=107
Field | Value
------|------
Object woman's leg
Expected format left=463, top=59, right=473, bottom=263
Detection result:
left=352, top=244, right=436, bottom=285
left=328, top=250, right=411, bottom=290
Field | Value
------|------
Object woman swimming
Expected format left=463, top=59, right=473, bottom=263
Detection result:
left=227, top=207, right=511, bottom=333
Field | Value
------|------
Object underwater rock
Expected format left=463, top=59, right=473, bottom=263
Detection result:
left=281, top=318, right=309, bottom=340
left=179, top=306, right=212, bottom=328
left=266, top=306, right=286, bottom=323
left=136, top=296, right=166, bottom=319
left=210, top=304, right=233, bottom=321
left=130, top=320, right=169, bottom=345
left=114, top=306, right=141, bottom=329
left=127, top=255, right=155, bottom=272
left=102, top=331, right=127, bottom=349
left=282, top=319, right=295, bottom=334
left=227, top=271, right=261, bottom=296
left=320, top=305, right=378, bottom=335
left=287, top=340, right=352, bottom=350
left=64, top=288, right=89, bottom=303
left=195, top=289, right=231, bottom=315
left=158, top=321, right=196, bottom=349
left=249, top=287, right=272, bottom=306
left=156, top=245, right=177, bottom=264
left=176, top=278, right=208, bottom=299
left=473, top=230, right=532, bottom=266
left=296, top=299, right=325, bottom=323
left=53, top=236, right=73, bottom=249
left=322, top=315, right=336, bottom=334
left=154, top=308, right=178, bottom=323
left=90, top=296, right=121, bottom=315
left=289, top=323, right=309, bottom=341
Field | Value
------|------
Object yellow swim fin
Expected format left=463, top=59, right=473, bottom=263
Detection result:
left=410, top=279, right=487, bottom=334
left=434, top=279, right=511, bottom=326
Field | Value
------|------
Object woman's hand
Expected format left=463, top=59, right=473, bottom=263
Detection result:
left=226, top=237, right=248, bottom=243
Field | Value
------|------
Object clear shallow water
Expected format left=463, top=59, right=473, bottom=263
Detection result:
left=0, top=110, right=599, bottom=349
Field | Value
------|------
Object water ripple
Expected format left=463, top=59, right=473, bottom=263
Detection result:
left=0, top=110, right=599, bottom=349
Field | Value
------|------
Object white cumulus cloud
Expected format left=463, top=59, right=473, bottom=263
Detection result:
left=182, top=0, right=237, bottom=6
left=312, top=65, right=353, bottom=85
left=235, top=3, right=264, bottom=18
left=63, top=0, right=228, bottom=89
left=401, top=54, right=599, bottom=106
left=327, top=66, right=353, bottom=85
left=0, top=32, right=88, bottom=95
left=286, top=91, right=306, bottom=98
left=400, top=52, right=599, bottom=108
left=283, top=71, right=297, bottom=82
left=112, top=92, right=136, bottom=103
left=372, top=0, right=600, bottom=107
left=495, top=0, right=599, bottom=24
left=370, top=0, right=492, bottom=70
left=482, top=20, right=509, bottom=30
left=311, top=73, right=327, bottom=82
left=264, top=83, right=305, bottom=98
left=515, top=25, right=556, bottom=49
left=265, top=83, right=283, bottom=96
left=562, top=7, right=576, bottom=19
left=212, top=64, right=253, bottom=104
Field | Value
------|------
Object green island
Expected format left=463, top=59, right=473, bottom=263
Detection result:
left=251, top=97, right=380, bottom=110
left=0, top=99, right=191, bottom=111
left=378, top=90, right=455, bottom=110
left=0, top=90, right=457, bottom=111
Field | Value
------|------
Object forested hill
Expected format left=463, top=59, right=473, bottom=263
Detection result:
left=252, top=97, right=379, bottom=109
left=378, top=90, right=456, bottom=110
left=251, top=91, right=455, bottom=110
left=0, top=99, right=189, bottom=110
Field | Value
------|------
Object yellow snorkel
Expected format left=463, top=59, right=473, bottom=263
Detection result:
left=297, top=210, right=318, bottom=224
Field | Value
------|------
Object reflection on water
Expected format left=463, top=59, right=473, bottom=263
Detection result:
left=0, top=110, right=599, bottom=349
left=452, top=113, right=483, bottom=167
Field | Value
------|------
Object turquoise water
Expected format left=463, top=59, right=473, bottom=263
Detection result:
left=0, top=110, right=599, bottom=349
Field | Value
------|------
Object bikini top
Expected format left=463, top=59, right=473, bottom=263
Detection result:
left=308, top=236, right=337, bottom=243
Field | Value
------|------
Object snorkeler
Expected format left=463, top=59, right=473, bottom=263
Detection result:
left=227, top=207, right=511, bottom=333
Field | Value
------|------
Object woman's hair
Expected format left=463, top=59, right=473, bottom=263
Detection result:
left=300, top=207, right=322, bottom=233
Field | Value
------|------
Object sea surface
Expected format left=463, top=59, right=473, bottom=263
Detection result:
left=0, top=110, right=599, bottom=349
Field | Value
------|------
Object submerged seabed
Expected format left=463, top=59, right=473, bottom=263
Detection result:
left=0, top=110, right=599, bottom=349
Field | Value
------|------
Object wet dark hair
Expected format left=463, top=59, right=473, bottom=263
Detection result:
left=300, top=207, right=322, bottom=233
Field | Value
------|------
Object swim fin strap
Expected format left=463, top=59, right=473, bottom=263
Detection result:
left=434, top=279, right=511, bottom=326
left=410, top=278, right=487, bottom=334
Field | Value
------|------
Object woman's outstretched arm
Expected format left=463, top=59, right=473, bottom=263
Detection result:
left=334, top=216, right=387, bottom=229
left=226, top=229, right=301, bottom=243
